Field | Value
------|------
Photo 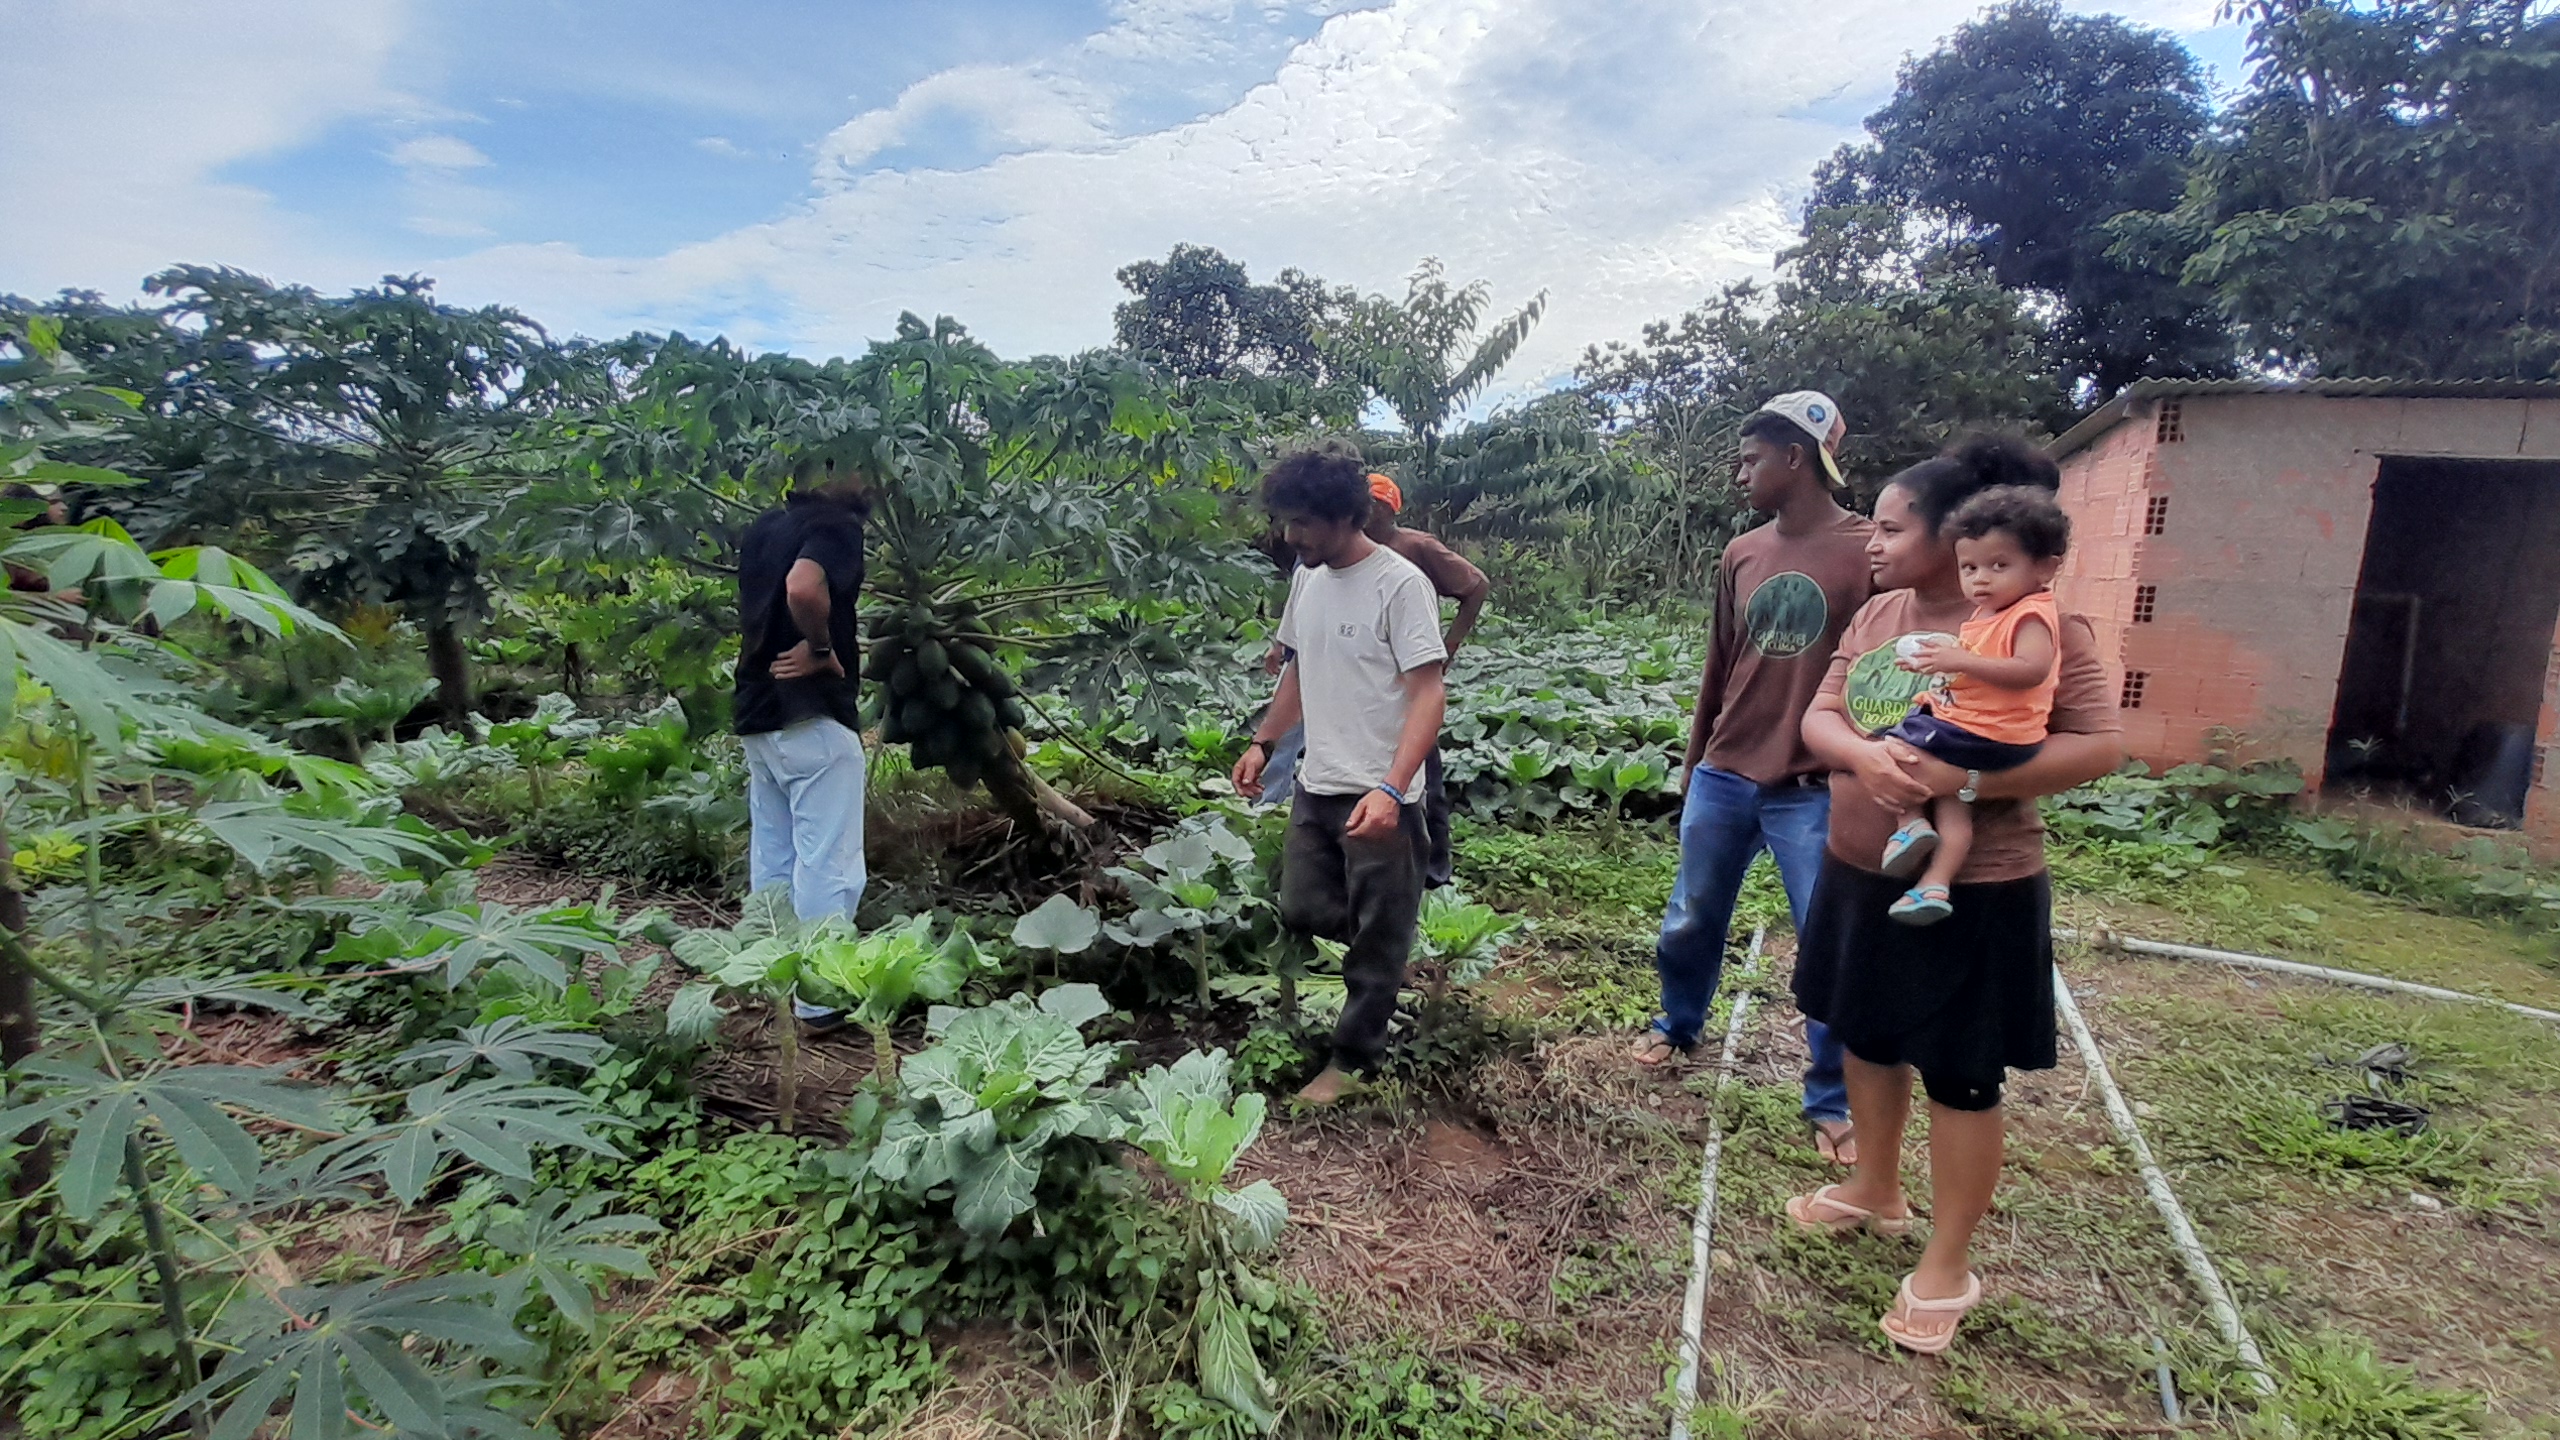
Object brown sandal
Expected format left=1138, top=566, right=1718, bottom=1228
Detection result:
left=1810, top=1118, right=1858, bottom=1167
left=1629, top=1031, right=1692, bottom=1068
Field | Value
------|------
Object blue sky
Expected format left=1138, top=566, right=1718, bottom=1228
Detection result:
left=3, top=0, right=2245, bottom=397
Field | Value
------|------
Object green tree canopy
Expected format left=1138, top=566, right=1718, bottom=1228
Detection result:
left=1581, top=204, right=2072, bottom=507
left=1324, top=259, right=1546, bottom=495
left=2127, top=0, right=2560, bottom=379
left=1821, top=0, right=2229, bottom=395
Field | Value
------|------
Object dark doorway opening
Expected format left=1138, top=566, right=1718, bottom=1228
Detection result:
left=2325, top=457, right=2560, bottom=827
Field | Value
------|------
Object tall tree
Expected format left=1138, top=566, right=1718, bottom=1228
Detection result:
left=1824, top=0, right=2228, bottom=395
left=2127, top=0, right=2560, bottom=379
left=1112, top=244, right=1360, bottom=423
left=1325, top=258, right=1546, bottom=498
left=128, top=269, right=603, bottom=726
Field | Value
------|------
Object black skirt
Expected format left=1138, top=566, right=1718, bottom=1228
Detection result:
left=1791, top=854, right=2058, bottom=1083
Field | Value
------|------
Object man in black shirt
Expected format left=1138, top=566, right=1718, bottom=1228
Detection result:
left=734, top=464, right=870, bottom=928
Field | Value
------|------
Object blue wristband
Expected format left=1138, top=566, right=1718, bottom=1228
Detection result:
left=1375, top=781, right=1407, bottom=805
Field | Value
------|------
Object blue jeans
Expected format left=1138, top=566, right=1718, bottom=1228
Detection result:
left=1653, top=763, right=1848, bottom=1123
left=1257, top=723, right=1305, bottom=808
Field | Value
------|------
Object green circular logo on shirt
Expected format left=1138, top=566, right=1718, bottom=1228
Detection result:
left=1744, top=571, right=1827, bottom=658
left=1843, top=637, right=1934, bottom=736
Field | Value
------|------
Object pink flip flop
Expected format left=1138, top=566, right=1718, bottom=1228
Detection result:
left=1783, top=1184, right=1915, bottom=1237
left=1879, top=1271, right=1983, bottom=1354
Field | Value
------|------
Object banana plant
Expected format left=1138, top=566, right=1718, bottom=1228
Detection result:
left=861, top=984, right=1122, bottom=1237
left=1125, top=1048, right=1289, bottom=1433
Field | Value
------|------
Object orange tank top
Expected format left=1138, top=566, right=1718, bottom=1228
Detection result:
left=1927, top=590, right=2058, bottom=745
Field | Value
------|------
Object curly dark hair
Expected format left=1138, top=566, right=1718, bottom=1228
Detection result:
left=1260, top=441, right=1372, bottom=525
left=1946, top=484, right=2071, bottom=561
left=1886, top=432, right=2060, bottom=533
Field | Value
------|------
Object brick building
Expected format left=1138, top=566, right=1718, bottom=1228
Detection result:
left=2049, top=379, right=2560, bottom=846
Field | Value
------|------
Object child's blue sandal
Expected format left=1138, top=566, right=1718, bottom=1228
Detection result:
left=1890, top=885, right=1953, bottom=926
left=1881, top=821, right=1940, bottom=878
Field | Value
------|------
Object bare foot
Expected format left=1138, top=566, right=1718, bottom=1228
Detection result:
left=1811, top=1117, right=1858, bottom=1167
left=1296, top=1065, right=1353, bottom=1106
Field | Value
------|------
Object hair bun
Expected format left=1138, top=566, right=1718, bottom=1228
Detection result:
left=1944, top=432, right=2060, bottom=493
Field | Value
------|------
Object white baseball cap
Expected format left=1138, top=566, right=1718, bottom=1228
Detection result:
left=1752, top=391, right=1847, bottom=485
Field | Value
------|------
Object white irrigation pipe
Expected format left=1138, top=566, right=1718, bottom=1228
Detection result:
left=2054, top=926, right=2560, bottom=1024
left=1669, top=926, right=1763, bottom=1440
left=2052, top=966, right=2279, bottom=1399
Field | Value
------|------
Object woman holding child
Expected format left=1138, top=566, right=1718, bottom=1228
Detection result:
left=1783, top=435, right=2124, bottom=1353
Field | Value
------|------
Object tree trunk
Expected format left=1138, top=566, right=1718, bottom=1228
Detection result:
left=981, top=747, right=1092, bottom=859
left=426, top=620, right=474, bottom=732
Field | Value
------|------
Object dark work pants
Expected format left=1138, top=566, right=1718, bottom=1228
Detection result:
left=1422, top=748, right=1453, bottom=889
left=1280, top=790, right=1429, bottom=1072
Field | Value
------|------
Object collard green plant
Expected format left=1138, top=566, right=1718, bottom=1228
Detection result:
left=669, top=887, right=814, bottom=1131
left=1105, top=817, right=1265, bottom=1012
left=1125, top=1048, right=1289, bottom=1433
left=796, top=912, right=991, bottom=1084
left=862, top=984, right=1121, bottom=1238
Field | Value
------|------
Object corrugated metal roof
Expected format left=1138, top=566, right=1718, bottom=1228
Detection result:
left=2049, top=376, right=2560, bottom=459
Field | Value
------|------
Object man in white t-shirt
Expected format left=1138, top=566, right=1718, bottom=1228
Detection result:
left=1232, top=443, right=1448, bottom=1105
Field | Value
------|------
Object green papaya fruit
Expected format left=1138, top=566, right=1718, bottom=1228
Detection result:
left=1004, top=727, right=1028, bottom=759
left=945, top=757, right=982, bottom=790
left=900, top=698, right=940, bottom=739
left=880, top=708, right=911, bottom=745
left=948, top=641, right=995, bottom=687
left=928, top=674, right=964, bottom=712
left=976, top=723, right=1011, bottom=761
left=996, top=695, right=1026, bottom=729
left=958, top=689, right=998, bottom=736
left=890, top=657, right=922, bottom=697
left=913, top=638, right=951, bottom=680
left=865, top=641, right=906, bottom=683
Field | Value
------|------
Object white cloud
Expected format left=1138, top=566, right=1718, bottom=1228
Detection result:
left=388, top=134, right=492, bottom=171
left=0, top=0, right=415, bottom=292
left=5, top=0, right=2229, bottom=405
left=436, top=0, right=1978, bottom=386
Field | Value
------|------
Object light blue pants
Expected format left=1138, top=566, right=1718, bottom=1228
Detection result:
left=743, top=717, right=868, bottom=925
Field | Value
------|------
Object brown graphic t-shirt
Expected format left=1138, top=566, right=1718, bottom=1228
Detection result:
left=1817, top=588, right=2121, bottom=883
left=1696, top=509, right=1875, bottom=784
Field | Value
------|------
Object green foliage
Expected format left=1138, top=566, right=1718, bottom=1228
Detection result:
left=1106, top=814, right=1271, bottom=1010
left=2246, top=1334, right=2487, bottom=1440
left=1126, top=1048, right=1289, bottom=1432
left=2136, top=0, right=2560, bottom=381
left=1823, top=0, right=2226, bottom=394
left=1327, top=258, right=1546, bottom=502
left=861, top=985, right=1123, bottom=1238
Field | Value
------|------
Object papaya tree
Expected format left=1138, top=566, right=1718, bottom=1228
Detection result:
left=542, top=315, right=1270, bottom=848
left=100, top=268, right=607, bottom=727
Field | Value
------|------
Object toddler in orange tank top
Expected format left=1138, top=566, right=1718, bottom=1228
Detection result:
left=1877, top=486, right=2072, bottom=925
